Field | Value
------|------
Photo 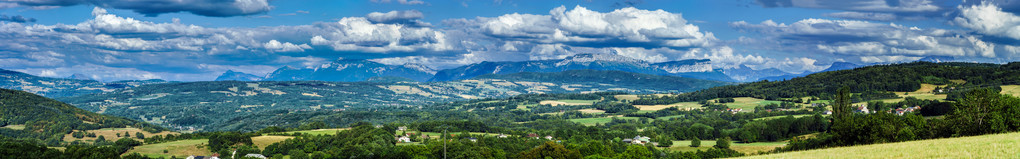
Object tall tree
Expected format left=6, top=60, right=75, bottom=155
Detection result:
left=833, top=86, right=853, bottom=121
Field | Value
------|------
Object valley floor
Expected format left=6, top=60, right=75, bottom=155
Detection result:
left=737, top=132, right=1020, bottom=159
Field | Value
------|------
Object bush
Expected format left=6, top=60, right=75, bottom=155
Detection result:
left=690, top=137, right=701, bottom=147
left=715, top=137, right=730, bottom=149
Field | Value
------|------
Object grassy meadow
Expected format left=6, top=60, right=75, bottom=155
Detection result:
left=738, top=132, right=1020, bottom=159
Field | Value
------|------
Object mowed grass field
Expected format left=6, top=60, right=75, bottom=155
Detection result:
left=634, top=101, right=702, bottom=111
left=539, top=100, right=597, bottom=106
left=124, top=139, right=210, bottom=158
left=738, top=132, right=1020, bottom=159
left=666, top=140, right=787, bottom=155
left=64, top=127, right=177, bottom=143
left=1, top=124, right=25, bottom=130
left=569, top=117, right=642, bottom=126
left=879, top=84, right=948, bottom=103
left=1000, top=85, right=1020, bottom=97
left=252, top=135, right=294, bottom=149
left=286, top=128, right=350, bottom=135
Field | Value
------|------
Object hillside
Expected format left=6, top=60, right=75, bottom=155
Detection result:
left=0, top=88, right=159, bottom=145
left=739, top=132, right=1020, bottom=158
left=635, top=62, right=1020, bottom=105
left=60, top=70, right=730, bottom=131
left=0, top=69, right=167, bottom=98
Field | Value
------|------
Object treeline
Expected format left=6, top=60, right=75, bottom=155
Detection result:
left=634, top=62, right=1020, bottom=105
left=777, top=88, right=1020, bottom=152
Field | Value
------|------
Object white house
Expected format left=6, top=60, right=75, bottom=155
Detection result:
left=244, top=154, right=267, bottom=159
left=544, top=136, right=554, bottom=140
left=397, top=136, right=411, bottom=143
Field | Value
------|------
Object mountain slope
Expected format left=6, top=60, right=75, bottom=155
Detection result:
left=0, top=69, right=167, bottom=97
left=60, top=70, right=732, bottom=131
left=215, top=70, right=264, bottom=81
left=431, top=53, right=736, bottom=82
left=264, top=59, right=436, bottom=82
left=0, top=88, right=158, bottom=144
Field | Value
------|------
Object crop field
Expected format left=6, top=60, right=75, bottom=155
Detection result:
left=124, top=139, right=210, bottom=158
left=738, top=132, right=1020, bottom=159
left=634, top=101, right=702, bottom=111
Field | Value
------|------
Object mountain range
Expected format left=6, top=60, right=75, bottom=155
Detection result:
left=225, top=53, right=895, bottom=83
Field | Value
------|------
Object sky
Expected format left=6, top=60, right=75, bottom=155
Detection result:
left=1, top=0, right=1020, bottom=81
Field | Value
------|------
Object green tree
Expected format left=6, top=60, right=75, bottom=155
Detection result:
left=833, top=86, right=852, bottom=120
left=690, top=137, right=701, bottom=147
left=617, top=145, right=654, bottom=159
left=135, top=132, right=145, bottom=139
left=519, top=141, right=581, bottom=159
left=715, top=137, right=730, bottom=149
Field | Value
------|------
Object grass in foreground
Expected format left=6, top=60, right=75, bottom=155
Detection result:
left=738, top=132, right=1020, bottom=159
left=124, top=139, right=210, bottom=158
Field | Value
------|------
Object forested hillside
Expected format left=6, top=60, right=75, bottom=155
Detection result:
left=0, top=88, right=160, bottom=145
left=635, top=62, right=1020, bottom=105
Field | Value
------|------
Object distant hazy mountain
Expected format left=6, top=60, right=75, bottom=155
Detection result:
left=431, top=53, right=736, bottom=82
left=67, top=73, right=94, bottom=81
left=0, top=69, right=167, bottom=97
left=919, top=56, right=955, bottom=63
left=215, top=70, right=263, bottom=81
left=264, top=59, right=436, bottom=82
left=723, top=65, right=792, bottom=82
left=761, top=62, right=862, bottom=81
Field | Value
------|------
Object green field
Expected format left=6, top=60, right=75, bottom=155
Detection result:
left=569, top=117, right=642, bottom=126
left=1, top=124, right=25, bottom=130
left=739, top=132, right=1020, bottom=159
left=656, top=115, right=685, bottom=120
left=125, top=139, right=210, bottom=158
left=1001, top=85, right=1020, bottom=97
left=666, top=140, right=787, bottom=154
left=721, top=97, right=782, bottom=111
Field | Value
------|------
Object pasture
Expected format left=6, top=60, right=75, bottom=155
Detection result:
left=124, top=139, right=210, bottom=158
left=738, top=132, right=1020, bottom=159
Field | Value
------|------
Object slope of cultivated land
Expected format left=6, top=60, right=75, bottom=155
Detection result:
left=737, top=132, right=1020, bottom=159
left=124, top=139, right=211, bottom=158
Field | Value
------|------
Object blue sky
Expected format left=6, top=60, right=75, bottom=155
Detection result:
left=1, top=0, right=1019, bottom=81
